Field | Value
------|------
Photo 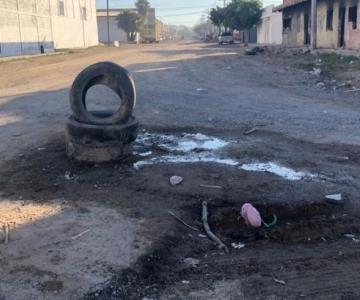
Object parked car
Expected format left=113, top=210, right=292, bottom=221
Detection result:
left=218, top=32, right=234, bottom=45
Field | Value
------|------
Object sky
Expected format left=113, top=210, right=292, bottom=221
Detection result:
left=96, top=0, right=282, bottom=26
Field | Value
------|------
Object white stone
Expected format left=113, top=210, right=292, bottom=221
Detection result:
left=170, top=176, right=183, bottom=186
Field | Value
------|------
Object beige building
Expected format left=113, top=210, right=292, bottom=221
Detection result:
left=97, top=8, right=159, bottom=43
left=275, top=0, right=360, bottom=50
left=257, top=5, right=283, bottom=44
left=0, top=0, right=98, bottom=57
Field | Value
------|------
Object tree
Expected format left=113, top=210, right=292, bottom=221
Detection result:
left=209, top=7, right=226, bottom=33
left=135, top=0, right=150, bottom=20
left=227, top=0, right=261, bottom=30
left=116, top=11, right=141, bottom=42
left=225, top=0, right=262, bottom=44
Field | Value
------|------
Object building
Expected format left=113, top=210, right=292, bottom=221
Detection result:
left=97, top=8, right=158, bottom=43
left=275, top=0, right=360, bottom=50
left=155, top=18, right=165, bottom=41
left=0, top=0, right=98, bottom=57
left=257, top=5, right=283, bottom=44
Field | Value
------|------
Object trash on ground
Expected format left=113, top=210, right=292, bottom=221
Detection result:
left=138, top=151, right=152, bottom=157
left=184, top=258, right=200, bottom=267
left=325, top=194, right=342, bottom=204
left=274, top=278, right=286, bottom=285
left=64, top=171, right=72, bottom=180
left=241, top=203, right=262, bottom=228
left=181, top=280, right=190, bottom=284
left=170, top=175, right=183, bottom=186
left=231, top=242, right=245, bottom=249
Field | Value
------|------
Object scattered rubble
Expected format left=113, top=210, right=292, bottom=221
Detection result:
left=170, top=176, right=183, bottom=186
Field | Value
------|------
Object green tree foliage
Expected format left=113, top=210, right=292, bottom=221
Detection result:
left=135, top=0, right=150, bottom=20
left=209, top=7, right=226, bottom=32
left=116, top=11, right=141, bottom=42
left=225, top=0, right=262, bottom=31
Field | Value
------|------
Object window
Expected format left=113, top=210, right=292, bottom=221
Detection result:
left=349, top=6, right=357, bottom=29
left=283, top=18, right=292, bottom=31
left=58, top=0, right=65, bottom=16
left=327, top=9, right=333, bottom=30
left=81, top=7, right=87, bottom=20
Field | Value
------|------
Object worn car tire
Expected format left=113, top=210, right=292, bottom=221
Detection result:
left=65, top=111, right=139, bottom=144
left=70, top=62, right=136, bottom=125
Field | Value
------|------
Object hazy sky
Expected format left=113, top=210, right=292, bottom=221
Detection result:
left=96, top=0, right=282, bottom=26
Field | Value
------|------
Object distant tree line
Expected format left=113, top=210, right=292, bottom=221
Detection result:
left=209, top=0, right=262, bottom=42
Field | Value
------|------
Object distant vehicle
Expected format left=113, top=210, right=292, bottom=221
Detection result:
left=218, top=32, right=234, bottom=45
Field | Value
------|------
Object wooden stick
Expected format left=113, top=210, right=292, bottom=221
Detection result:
left=168, top=211, right=199, bottom=232
left=244, top=128, right=257, bottom=135
left=4, top=224, right=9, bottom=245
left=202, top=201, right=229, bottom=253
left=71, top=229, right=90, bottom=240
left=199, top=184, right=223, bottom=189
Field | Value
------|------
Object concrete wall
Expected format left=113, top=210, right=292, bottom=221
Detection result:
left=282, top=2, right=310, bottom=47
left=0, top=0, right=98, bottom=57
left=316, top=0, right=339, bottom=48
left=97, top=16, right=127, bottom=43
left=344, top=0, right=360, bottom=49
left=257, top=5, right=283, bottom=44
left=281, top=0, right=360, bottom=49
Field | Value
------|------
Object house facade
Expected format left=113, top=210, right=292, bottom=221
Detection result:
left=257, top=5, right=283, bottom=44
left=0, top=0, right=98, bottom=57
left=96, top=8, right=157, bottom=43
left=275, top=0, right=360, bottom=49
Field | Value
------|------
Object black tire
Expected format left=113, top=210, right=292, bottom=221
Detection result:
left=70, top=62, right=136, bottom=125
left=65, top=111, right=139, bottom=145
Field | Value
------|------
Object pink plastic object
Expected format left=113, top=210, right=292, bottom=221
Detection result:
left=241, top=203, right=262, bottom=228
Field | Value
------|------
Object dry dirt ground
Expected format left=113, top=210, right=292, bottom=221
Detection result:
left=1, top=41, right=360, bottom=300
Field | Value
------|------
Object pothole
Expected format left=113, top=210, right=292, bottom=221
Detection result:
left=211, top=203, right=360, bottom=244
left=133, top=132, right=318, bottom=181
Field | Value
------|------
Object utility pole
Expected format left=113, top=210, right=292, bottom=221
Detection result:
left=310, top=0, right=317, bottom=50
left=107, top=0, right=110, bottom=45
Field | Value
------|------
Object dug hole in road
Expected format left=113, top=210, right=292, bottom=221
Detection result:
left=1, top=41, right=360, bottom=299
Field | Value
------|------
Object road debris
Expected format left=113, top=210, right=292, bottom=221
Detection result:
left=196, top=88, right=207, bottom=92
left=170, top=176, right=183, bottom=186
left=325, top=194, right=342, bottom=205
left=241, top=203, right=262, bottom=228
left=168, top=210, right=199, bottom=232
left=184, top=258, right=200, bottom=267
left=199, top=184, right=222, bottom=189
left=274, top=278, right=286, bottom=285
left=138, top=151, right=152, bottom=157
left=244, top=128, right=257, bottom=135
left=71, top=229, right=90, bottom=240
left=231, top=242, right=245, bottom=249
left=3, top=223, right=9, bottom=244
left=202, top=201, right=229, bottom=253
left=310, top=68, right=322, bottom=76
left=64, top=171, right=72, bottom=180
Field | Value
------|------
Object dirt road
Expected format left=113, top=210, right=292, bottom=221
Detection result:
left=1, top=41, right=360, bottom=299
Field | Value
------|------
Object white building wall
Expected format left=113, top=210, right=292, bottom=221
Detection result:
left=97, top=17, right=127, bottom=43
left=257, top=5, right=283, bottom=45
left=0, top=0, right=98, bottom=57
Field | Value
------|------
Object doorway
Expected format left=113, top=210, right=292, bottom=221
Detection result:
left=304, top=14, right=310, bottom=45
left=339, top=7, right=345, bottom=47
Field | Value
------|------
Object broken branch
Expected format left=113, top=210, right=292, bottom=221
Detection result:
left=202, top=201, right=229, bottom=253
left=168, top=210, right=199, bottom=232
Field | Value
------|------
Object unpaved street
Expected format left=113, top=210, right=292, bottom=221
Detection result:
left=1, top=41, right=360, bottom=299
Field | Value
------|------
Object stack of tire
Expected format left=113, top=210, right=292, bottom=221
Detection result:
left=65, top=62, right=139, bottom=163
